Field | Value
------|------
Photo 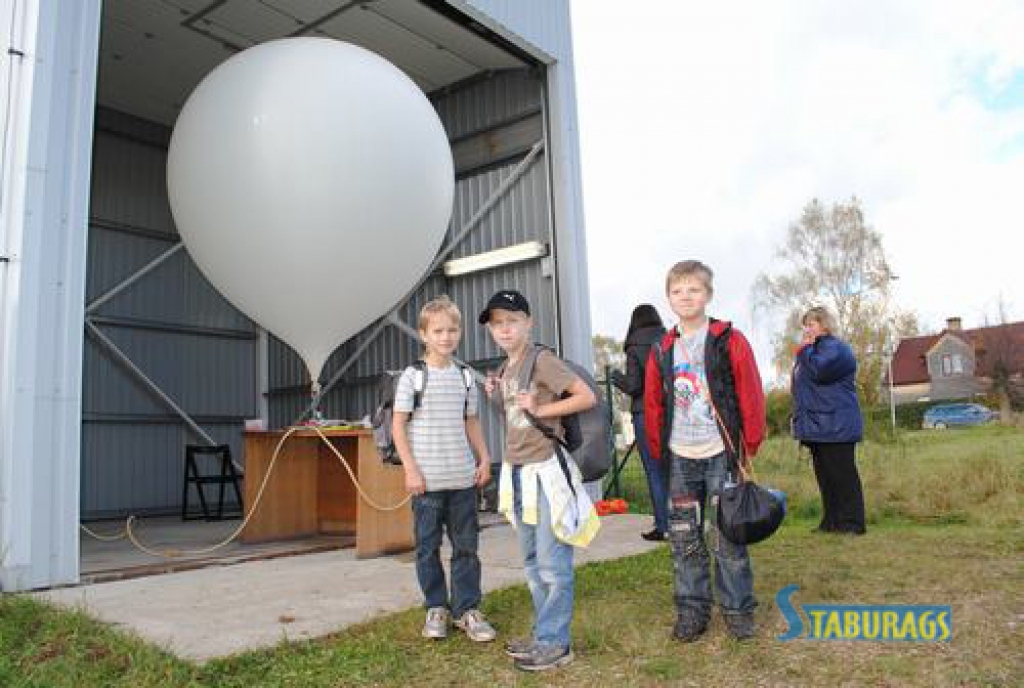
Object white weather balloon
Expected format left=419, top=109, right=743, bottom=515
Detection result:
left=167, top=38, right=453, bottom=386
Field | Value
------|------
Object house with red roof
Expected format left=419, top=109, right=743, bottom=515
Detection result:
left=888, top=317, right=1024, bottom=404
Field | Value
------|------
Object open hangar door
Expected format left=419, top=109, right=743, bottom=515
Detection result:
left=82, top=0, right=560, bottom=521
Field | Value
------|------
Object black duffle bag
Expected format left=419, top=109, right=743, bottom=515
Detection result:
left=717, top=477, right=786, bottom=545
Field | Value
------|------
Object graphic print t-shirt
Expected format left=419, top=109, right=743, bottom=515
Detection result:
left=668, top=325, right=726, bottom=459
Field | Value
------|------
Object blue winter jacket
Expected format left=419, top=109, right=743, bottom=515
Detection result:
left=792, top=334, right=863, bottom=444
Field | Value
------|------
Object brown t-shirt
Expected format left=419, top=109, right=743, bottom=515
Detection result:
left=500, top=349, right=578, bottom=465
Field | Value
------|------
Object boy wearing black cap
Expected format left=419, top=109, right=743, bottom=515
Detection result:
left=479, top=290, right=597, bottom=672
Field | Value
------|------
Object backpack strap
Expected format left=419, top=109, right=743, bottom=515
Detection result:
left=457, top=362, right=474, bottom=419
left=508, top=345, right=578, bottom=492
left=410, top=359, right=428, bottom=412
left=519, top=345, right=573, bottom=452
left=520, top=343, right=548, bottom=390
left=412, top=360, right=476, bottom=418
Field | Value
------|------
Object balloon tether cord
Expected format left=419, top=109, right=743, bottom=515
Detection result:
left=80, top=426, right=411, bottom=558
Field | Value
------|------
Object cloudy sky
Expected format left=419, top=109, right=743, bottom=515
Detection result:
left=570, top=1, right=1024, bottom=377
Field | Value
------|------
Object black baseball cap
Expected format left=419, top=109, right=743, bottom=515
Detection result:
left=478, top=289, right=531, bottom=324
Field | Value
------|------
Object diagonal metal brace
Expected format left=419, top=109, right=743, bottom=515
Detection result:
left=297, top=140, right=545, bottom=421
left=85, top=319, right=244, bottom=472
left=86, top=243, right=183, bottom=314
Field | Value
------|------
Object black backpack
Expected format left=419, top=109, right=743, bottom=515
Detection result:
left=372, top=360, right=475, bottom=465
left=508, top=345, right=613, bottom=483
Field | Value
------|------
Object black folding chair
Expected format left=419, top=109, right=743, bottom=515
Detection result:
left=181, top=444, right=243, bottom=520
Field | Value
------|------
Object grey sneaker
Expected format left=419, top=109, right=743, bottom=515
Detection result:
left=724, top=613, right=755, bottom=640
left=454, top=609, right=496, bottom=642
left=421, top=607, right=450, bottom=640
left=504, top=637, right=535, bottom=659
left=514, top=644, right=574, bottom=672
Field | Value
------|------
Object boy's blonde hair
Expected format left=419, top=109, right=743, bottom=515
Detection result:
left=418, top=295, right=461, bottom=331
left=801, top=306, right=836, bottom=334
left=665, top=260, right=714, bottom=296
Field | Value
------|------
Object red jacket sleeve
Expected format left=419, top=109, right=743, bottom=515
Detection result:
left=643, top=344, right=665, bottom=462
left=728, top=329, right=766, bottom=458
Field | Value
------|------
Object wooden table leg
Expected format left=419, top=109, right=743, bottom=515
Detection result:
left=241, top=434, right=318, bottom=543
left=317, top=436, right=357, bottom=535
left=355, top=434, right=414, bottom=558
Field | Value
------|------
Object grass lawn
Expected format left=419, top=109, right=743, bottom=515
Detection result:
left=2, top=426, right=1022, bottom=687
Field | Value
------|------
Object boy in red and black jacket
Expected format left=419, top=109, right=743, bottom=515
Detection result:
left=643, top=260, right=765, bottom=642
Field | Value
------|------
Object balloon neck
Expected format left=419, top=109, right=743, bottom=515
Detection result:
left=309, top=382, right=324, bottom=424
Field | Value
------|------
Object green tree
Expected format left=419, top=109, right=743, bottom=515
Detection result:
left=591, top=334, right=624, bottom=376
left=981, top=298, right=1023, bottom=422
left=591, top=334, right=628, bottom=432
left=753, top=197, right=918, bottom=406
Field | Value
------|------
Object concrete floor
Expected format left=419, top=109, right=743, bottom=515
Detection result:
left=79, top=516, right=354, bottom=583
left=79, top=512, right=509, bottom=583
left=42, top=514, right=661, bottom=663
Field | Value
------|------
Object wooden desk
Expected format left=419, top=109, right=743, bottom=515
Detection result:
left=241, top=429, right=413, bottom=558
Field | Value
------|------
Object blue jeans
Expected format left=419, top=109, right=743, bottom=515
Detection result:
left=633, top=412, right=668, bottom=533
left=512, top=465, right=574, bottom=650
left=412, top=486, right=481, bottom=618
left=668, top=452, right=756, bottom=619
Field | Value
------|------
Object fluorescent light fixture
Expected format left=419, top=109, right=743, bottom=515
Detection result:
left=443, top=240, right=548, bottom=277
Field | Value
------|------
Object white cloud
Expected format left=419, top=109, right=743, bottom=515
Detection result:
left=571, top=0, right=1024, bottom=377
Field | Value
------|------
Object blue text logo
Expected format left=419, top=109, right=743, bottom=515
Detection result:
left=776, top=584, right=951, bottom=642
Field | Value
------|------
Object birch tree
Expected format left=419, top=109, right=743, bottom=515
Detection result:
left=753, top=197, right=917, bottom=406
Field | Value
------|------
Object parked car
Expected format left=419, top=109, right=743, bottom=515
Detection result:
left=922, top=403, right=996, bottom=429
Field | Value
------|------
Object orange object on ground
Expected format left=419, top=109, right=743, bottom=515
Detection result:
left=595, top=499, right=629, bottom=516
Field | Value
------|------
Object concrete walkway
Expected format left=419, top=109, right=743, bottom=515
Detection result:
left=39, top=514, right=662, bottom=663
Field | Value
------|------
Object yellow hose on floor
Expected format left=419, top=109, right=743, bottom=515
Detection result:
left=80, top=427, right=411, bottom=559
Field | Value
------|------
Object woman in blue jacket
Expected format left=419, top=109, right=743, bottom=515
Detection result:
left=792, top=307, right=866, bottom=535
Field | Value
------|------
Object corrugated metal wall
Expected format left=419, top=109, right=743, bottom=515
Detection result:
left=453, top=0, right=595, bottom=364
left=83, top=68, right=555, bottom=517
left=82, top=108, right=257, bottom=519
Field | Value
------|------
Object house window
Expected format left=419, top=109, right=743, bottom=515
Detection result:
left=942, top=354, right=952, bottom=376
left=952, top=354, right=964, bottom=374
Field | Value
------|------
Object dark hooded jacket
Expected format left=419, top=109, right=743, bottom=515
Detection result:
left=612, top=324, right=666, bottom=413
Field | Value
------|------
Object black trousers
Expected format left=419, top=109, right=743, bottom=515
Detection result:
left=808, top=442, right=866, bottom=534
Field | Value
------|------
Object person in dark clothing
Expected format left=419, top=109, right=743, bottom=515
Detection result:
left=791, top=306, right=866, bottom=535
left=611, top=304, right=668, bottom=541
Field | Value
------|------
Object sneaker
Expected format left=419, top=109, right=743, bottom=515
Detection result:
left=454, top=609, right=496, bottom=642
left=504, top=637, right=535, bottom=660
left=514, top=644, right=574, bottom=672
left=724, top=613, right=756, bottom=640
left=641, top=528, right=666, bottom=542
left=421, top=607, right=449, bottom=640
left=672, top=614, right=708, bottom=642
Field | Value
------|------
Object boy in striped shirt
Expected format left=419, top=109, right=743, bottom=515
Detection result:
left=392, top=296, right=496, bottom=642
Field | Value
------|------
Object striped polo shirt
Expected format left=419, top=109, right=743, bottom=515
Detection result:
left=394, top=363, right=479, bottom=491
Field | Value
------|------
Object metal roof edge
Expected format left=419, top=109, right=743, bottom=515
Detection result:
left=438, top=0, right=557, bottom=65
